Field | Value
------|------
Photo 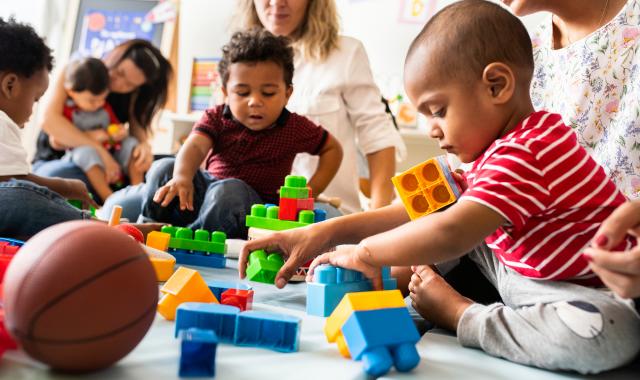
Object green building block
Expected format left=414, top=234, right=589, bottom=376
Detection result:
left=279, top=175, right=310, bottom=199
left=67, top=199, right=96, bottom=216
left=161, top=226, right=226, bottom=254
left=246, top=204, right=314, bottom=231
left=246, top=250, right=284, bottom=284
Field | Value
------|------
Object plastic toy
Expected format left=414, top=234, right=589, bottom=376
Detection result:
left=161, top=226, right=227, bottom=269
left=108, top=205, right=122, bottom=227
left=142, top=245, right=176, bottom=281
left=245, top=250, right=284, bottom=284
left=175, top=303, right=240, bottom=343
left=306, top=265, right=397, bottom=317
left=206, top=280, right=253, bottom=301
left=103, top=124, right=124, bottom=151
left=179, top=328, right=217, bottom=377
left=0, top=237, right=23, bottom=283
left=279, top=175, right=310, bottom=199
left=146, top=231, right=171, bottom=251
left=114, top=224, right=144, bottom=243
left=175, top=303, right=301, bottom=352
left=158, top=267, right=219, bottom=320
left=0, top=308, right=17, bottom=357
left=220, top=288, right=254, bottom=311
left=246, top=204, right=315, bottom=231
left=67, top=199, right=96, bottom=216
left=324, top=290, right=420, bottom=377
left=391, top=155, right=462, bottom=220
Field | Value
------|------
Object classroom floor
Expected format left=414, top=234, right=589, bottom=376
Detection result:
left=1, top=257, right=638, bottom=379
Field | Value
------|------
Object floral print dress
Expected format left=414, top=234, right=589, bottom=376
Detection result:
left=531, top=0, right=640, bottom=199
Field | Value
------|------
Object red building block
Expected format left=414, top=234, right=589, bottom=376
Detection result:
left=221, top=289, right=254, bottom=311
left=0, top=308, right=18, bottom=356
left=0, top=242, right=19, bottom=283
left=278, top=198, right=315, bottom=221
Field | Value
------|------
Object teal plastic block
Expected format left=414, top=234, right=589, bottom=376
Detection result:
left=306, top=265, right=397, bottom=317
left=246, top=250, right=284, bottom=284
left=162, top=226, right=226, bottom=254
left=341, top=307, right=420, bottom=377
left=234, top=311, right=301, bottom=352
left=245, top=204, right=312, bottom=231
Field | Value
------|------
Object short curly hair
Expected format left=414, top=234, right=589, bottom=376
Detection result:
left=218, top=28, right=294, bottom=88
left=0, top=17, right=53, bottom=77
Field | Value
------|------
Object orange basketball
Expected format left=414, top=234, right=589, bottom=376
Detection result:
left=2, top=221, right=158, bottom=372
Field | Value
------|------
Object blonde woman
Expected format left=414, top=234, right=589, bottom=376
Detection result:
left=233, top=0, right=406, bottom=215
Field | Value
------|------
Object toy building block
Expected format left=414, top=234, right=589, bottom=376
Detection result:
left=0, top=238, right=22, bottom=284
left=142, top=245, right=176, bottom=281
left=113, top=224, right=144, bottom=243
left=391, top=155, right=462, bottom=220
left=0, top=308, right=17, bottom=356
left=162, top=226, right=227, bottom=254
left=313, top=208, right=327, bottom=223
left=325, top=290, right=406, bottom=358
left=67, top=199, right=96, bottom=216
left=206, top=280, right=253, bottom=301
left=247, top=226, right=275, bottom=241
left=279, top=175, right=310, bottom=199
left=234, top=311, right=301, bottom=353
left=246, top=204, right=314, bottom=231
left=170, top=249, right=227, bottom=269
left=341, top=307, right=420, bottom=377
left=278, top=197, right=314, bottom=221
left=158, top=267, right=218, bottom=320
left=147, top=230, right=172, bottom=251
left=179, top=328, right=218, bottom=377
left=221, top=289, right=254, bottom=311
left=306, top=265, right=398, bottom=317
left=245, top=250, right=284, bottom=284
left=175, top=303, right=240, bottom=343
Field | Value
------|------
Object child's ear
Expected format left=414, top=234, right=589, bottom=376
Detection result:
left=221, top=86, right=228, bottom=98
left=481, top=63, right=515, bottom=105
left=285, top=85, right=293, bottom=100
left=0, top=73, right=18, bottom=99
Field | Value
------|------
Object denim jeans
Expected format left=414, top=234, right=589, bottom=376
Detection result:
left=0, top=179, right=92, bottom=239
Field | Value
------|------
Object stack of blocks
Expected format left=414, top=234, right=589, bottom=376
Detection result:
left=391, top=155, right=462, bottom=220
left=156, top=226, right=227, bottom=269
left=306, top=265, right=398, bottom=317
left=175, top=302, right=301, bottom=353
left=325, top=290, right=421, bottom=377
left=245, top=175, right=327, bottom=283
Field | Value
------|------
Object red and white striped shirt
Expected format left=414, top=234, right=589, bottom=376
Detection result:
left=461, top=111, right=633, bottom=285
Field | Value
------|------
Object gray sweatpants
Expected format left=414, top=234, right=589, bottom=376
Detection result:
left=457, top=244, right=640, bottom=374
left=63, top=136, right=138, bottom=175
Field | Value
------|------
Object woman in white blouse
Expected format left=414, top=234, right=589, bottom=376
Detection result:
left=233, top=0, right=406, bottom=214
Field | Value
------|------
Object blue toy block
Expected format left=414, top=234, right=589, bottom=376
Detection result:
left=313, top=208, right=327, bottom=223
left=234, top=311, right=301, bottom=353
left=341, top=307, right=420, bottom=377
left=179, top=328, right=218, bottom=377
left=306, top=265, right=397, bottom=317
left=0, top=238, right=24, bottom=247
left=169, top=248, right=227, bottom=269
left=206, top=280, right=253, bottom=301
left=175, top=303, right=240, bottom=343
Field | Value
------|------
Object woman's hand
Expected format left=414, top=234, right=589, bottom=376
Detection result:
left=306, top=243, right=383, bottom=290
left=153, top=175, right=195, bottom=211
left=131, top=143, right=153, bottom=173
left=239, top=224, right=333, bottom=288
left=583, top=201, right=640, bottom=298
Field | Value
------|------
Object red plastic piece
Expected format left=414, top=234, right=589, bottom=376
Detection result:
left=0, top=242, right=19, bottom=283
left=114, top=224, right=144, bottom=243
left=0, top=308, right=18, bottom=355
left=220, top=289, right=254, bottom=311
left=278, top=198, right=314, bottom=221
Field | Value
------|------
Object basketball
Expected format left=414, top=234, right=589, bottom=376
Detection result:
left=2, top=221, right=158, bottom=372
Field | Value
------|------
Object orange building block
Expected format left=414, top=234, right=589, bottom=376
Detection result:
left=324, top=290, right=405, bottom=358
left=391, top=155, right=462, bottom=220
left=147, top=231, right=172, bottom=251
left=158, top=267, right=218, bottom=320
left=142, top=245, right=176, bottom=281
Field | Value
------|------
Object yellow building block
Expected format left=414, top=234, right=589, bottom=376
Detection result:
left=147, top=231, right=171, bottom=251
left=142, top=244, right=176, bottom=281
left=324, top=290, right=405, bottom=358
left=391, top=155, right=462, bottom=220
left=157, top=266, right=218, bottom=320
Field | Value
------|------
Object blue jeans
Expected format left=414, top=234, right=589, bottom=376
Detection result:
left=141, top=158, right=263, bottom=238
left=0, top=179, right=92, bottom=239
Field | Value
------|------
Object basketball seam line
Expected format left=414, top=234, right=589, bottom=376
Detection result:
left=22, top=253, right=152, bottom=341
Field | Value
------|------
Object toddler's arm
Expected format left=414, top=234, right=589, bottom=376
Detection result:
left=153, top=133, right=212, bottom=211
left=306, top=134, right=342, bottom=197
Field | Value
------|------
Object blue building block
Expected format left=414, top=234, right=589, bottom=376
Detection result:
left=206, top=280, right=253, bottom=301
left=341, top=307, right=421, bottom=377
left=313, top=208, right=327, bottom=223
left=179, top=328, right=218, bottom=377
left=306, top=265, right=397, bottom=317
left=234, top=311, right=301, bottom=353
left=169, top=248, right=227, bottom=269
left=175, top=303, right=240, bottom=343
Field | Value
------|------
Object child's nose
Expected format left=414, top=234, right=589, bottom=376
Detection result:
left=248, top=96, right=263, bottom=107
left=427, top=120, right=443, bottom=139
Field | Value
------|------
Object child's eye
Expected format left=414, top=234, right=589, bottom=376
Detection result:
left=235, top=92, right=249, bottom=97
left=432, top=108, right=446, bottom=118
left=262, top=92, right=276, bottom=97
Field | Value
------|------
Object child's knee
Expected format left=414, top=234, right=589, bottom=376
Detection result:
left=146, top=157, right=175, bottom=183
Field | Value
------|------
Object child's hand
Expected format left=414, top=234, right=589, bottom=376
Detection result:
left=63, top=179, right=99, bottom=209
left=86, top=129, right=110, bottom=143
left=107, top=124, right=128, bottom=143
left=153, top=175, right=194, bottom=211
left=131, top=143, right=153, bottom=173
left=306, top=244, right=383, bottom=290
left=452, top=169, right=468, bottom=192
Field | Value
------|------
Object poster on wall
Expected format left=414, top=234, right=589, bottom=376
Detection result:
left=398, top=0, right=438, bottom=24
left=71, top=0, right=164, bottom=58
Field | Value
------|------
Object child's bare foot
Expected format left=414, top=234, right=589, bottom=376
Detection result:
left=409, top=265, right=473, bottom=332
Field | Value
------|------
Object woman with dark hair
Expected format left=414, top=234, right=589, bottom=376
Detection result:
left=33, top=39, right=172, bottom=203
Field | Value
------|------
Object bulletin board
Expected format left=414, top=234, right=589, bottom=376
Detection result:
left=70, top=0, right=164, bottom=58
